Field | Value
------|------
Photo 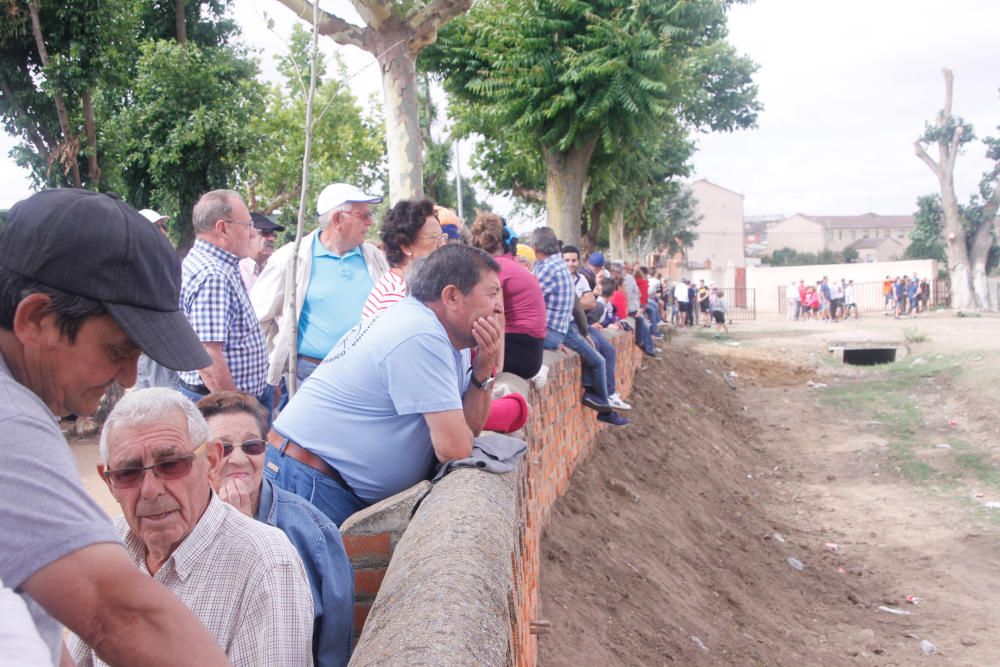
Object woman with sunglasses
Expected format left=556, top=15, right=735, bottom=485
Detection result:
left=361, top=198, right=447, bottom=320
left=197, top=391, right=354, bottom=667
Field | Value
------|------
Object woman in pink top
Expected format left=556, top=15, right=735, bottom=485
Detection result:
left=362, top=198, right=446, bottom=319
left=470, top=212, right=546, bottom=379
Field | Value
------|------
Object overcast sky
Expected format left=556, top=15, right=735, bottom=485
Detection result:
left=3, top=0, right=999, bottom=220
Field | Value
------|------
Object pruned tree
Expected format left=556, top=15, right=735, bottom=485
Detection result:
left=426, top=0, right=759, bottom=246
left=272, top=0, right=472, bottom=204
left=914, top=68, right=1000, bottom=309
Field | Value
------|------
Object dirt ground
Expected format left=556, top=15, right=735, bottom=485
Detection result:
left=538, top=311, right=1000, bottom=666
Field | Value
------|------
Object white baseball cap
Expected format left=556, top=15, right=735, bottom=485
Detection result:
left=138, top=208, right=169, bottom=225
left=316, top=183, right=382, bottom=217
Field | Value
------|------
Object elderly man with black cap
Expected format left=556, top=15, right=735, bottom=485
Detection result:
left=239, top=212, right=285, bottom=291
left=0, top=189, right=229, bottom=666
left=252, top=182, right=388, bottom=388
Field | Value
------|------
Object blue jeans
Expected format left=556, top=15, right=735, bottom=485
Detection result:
left=263, top=444, right=366, bottom=527
left=589, top=327, right=616, bottom=395
left=546, top=326, right=609, bottom=402
left=633, top=315, right=656, bottom=354
left=644, top=302, right=661, bottom=328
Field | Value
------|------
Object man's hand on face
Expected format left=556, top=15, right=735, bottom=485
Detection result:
left=471, top=314, right=502, bottom=378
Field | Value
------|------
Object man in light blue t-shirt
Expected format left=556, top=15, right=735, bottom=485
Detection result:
left=266, top=245, right=504, bottom=525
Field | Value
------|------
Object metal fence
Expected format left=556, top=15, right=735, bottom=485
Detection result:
left=778, top=279, right=949, bottom=316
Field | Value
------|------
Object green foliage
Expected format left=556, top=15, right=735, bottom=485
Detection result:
left=763, top=247, right=856, bottom=267
left=100, top=39, right=265, bottom=248
left=244, top=24, right=385, bottom=233
left=424, top=0, right=759, bottom=241
left=905, top=194, right=947, bottom=262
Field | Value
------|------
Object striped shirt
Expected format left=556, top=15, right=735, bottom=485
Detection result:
left=533, top=254, right=574, bottom=335
left=69, top=494, right=314, bottom=667
left=180, top=240, right=268, bottom=395
left=362, top=269, right=407, bottom=320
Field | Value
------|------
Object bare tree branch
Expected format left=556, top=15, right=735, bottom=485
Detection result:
left=273, top=0, right=373, bottom=51
left=408, top=0, right=472, bottom=47
left=914, top=140, right=938, bottom=173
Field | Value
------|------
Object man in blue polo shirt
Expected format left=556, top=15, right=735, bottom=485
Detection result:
left=252, top=183, right=388, bottom=390
left=265, top=245, right=503, bottom=525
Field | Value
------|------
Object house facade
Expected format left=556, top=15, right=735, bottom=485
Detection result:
left=687, top=179, right=746, bottom=270
left=765, top=213, right=913, bottom=259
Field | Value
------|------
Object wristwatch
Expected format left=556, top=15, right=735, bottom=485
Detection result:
left=470, top=370, right=496, bottom=392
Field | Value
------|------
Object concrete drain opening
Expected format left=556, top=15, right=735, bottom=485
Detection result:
left=829, top=344, right=908, bottom=366
left=842, top=348, right=896, bottom=366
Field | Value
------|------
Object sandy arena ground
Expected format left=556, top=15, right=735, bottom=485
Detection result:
left=539, top=310, right=1000, bottom=666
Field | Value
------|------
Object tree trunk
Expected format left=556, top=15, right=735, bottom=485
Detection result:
left=543, top=134, right=599, bottom=246
left=28, top=0, right=81, bottom=188
left=175, top=0, right=188, bottom=43
left=608, top=207, right=626, bottom=262
left=378, top=36, right=423, bottom=203
left=81, top=89, right=100, bottom=187
left=582, top=201, right=602, bottom=256
left=915, top=68, right=975, bottom=310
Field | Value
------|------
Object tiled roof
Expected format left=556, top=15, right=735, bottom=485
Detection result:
left=847, top=236, right=903, bottom=250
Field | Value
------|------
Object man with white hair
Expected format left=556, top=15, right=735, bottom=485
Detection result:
left=252, top=183, right=388, bottom=387
left=70, top=387, right=314, bottom=667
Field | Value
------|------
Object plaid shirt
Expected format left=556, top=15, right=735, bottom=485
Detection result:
left=533, top=254, right=574, bottom=335
left=69, top=494, right=314, bottom=666
left=180, top=240, right=268, bottom=395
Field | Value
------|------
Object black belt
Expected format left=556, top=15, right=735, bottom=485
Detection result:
left=179, top=379, right=209, bottom=396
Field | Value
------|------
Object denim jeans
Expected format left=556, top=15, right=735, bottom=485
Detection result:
left=633, top=315, right=656, bottom=354
left=277, top=356, right=322, bottom=412
left=589, top=326, right=616, bottom=395
left=263, top=445, right=366, bottom=527
left=548, top=326, right=610, bottom=402
left=644, top=302, right=661, bottom=328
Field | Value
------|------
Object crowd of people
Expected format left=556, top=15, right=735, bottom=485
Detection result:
left=0, top=184, right=673, bottom=667
left=783, top=274, right=933, bottom=322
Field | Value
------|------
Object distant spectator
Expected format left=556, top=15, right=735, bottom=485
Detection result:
left=710, top=289, right=729, bottom=337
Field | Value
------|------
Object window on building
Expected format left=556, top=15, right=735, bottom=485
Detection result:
left=863, top=229, right=870, bottom=238
left=838, top=230, right=843, bottom=240
left=897, top=229, right=906, bottom=238
left=850, top=230, right=857, bottom=240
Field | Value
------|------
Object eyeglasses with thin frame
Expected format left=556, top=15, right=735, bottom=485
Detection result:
left=421, top=232, right=449, bottom=245
left=103, top=442, right=208, bottom=489
left=220, top=438, right=267, bottom=458
left=343, top=209, right=373, bottom=223
left=222, top=219, right=254, bottom=227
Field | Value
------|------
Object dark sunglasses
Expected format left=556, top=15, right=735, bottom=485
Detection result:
left=221, top=439, right=267, bottom=458
left=104, top=442, right=207, bottom=489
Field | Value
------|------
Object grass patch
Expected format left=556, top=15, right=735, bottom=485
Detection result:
left=903, top=327, right=928, bottom=343
left=820, top=353, right=970, bottom=485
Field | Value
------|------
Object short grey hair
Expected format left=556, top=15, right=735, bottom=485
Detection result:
left=409, top=244, right=500, bottom=304
left=530, top=226, right=560, bottom=256
left=192, top=189, right=241, bottom=234
left=318, top=203, right=353, bottom=230
left=99, top=388, right=210, bottom=464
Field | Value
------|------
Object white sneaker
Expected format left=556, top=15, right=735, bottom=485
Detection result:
left=608, top=393, right=631, bottom=410
left=531, top=365, right=549, bottom=390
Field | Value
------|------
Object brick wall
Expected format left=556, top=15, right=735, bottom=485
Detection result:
left=341, top=328, right=642, bottom=664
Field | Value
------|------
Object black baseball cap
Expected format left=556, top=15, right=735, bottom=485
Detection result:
left=0, top=189, right=211, bottom=371
left=250, top=212, right=285, bottom=233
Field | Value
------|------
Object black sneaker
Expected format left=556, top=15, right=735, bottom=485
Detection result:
left=598, top=411, right=629, bottom=426
left=582, top=392, right=613, bottom=414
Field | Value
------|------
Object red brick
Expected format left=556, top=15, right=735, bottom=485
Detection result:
left=343, top=532, right=391, bottom=560
left=354, top=567, right=387, bottom=597
left=354, top=601, right=372, bottom=633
